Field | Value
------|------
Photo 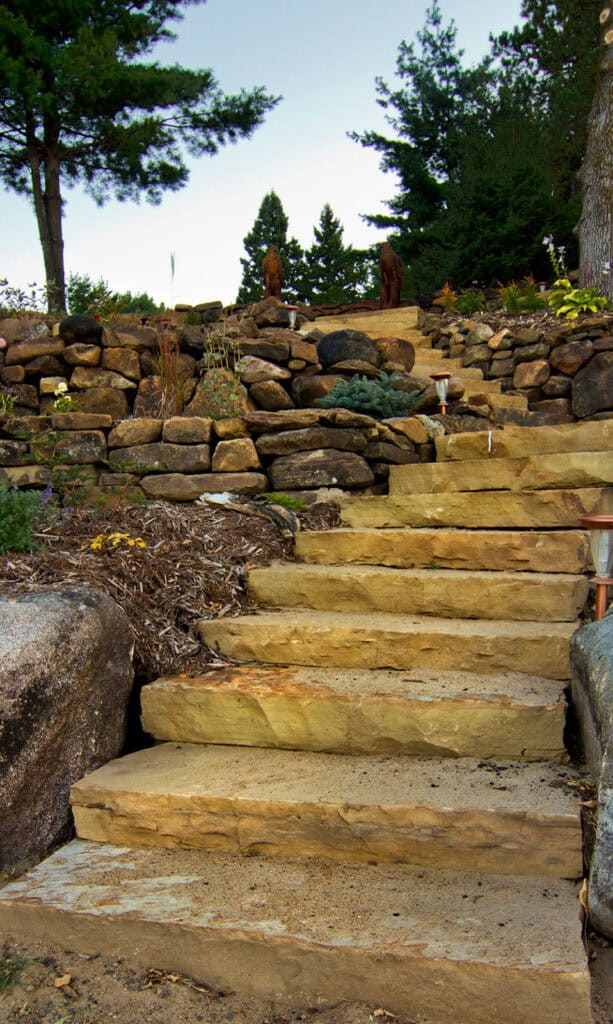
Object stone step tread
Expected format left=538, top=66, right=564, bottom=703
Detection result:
left=436, top=419, right=613, bottom=461
left=340, top=487, right=610, bottom=530
left=248, top=562, right=588, bottom=622
left=199, top=610, right=576, bottom=680
left=70, top=744, right=582, bottom=878
left=389, top=450, right=613, bottom=496
left=295, top=527, right=590, bottom=574
left=141, top=665, right=568, bottom=761
left=0, top=841, right=591, bottom=1024
left=141, top=664, right=568, bottom=758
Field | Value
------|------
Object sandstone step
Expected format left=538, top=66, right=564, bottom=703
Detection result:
left=295, top=527, right=591, bottom=574
left=247, top=563, right=588, bottom=622
left=315, top=307, right=421, bottom=339
left=436, top=419, right=613, bottom=462
left=70, top=744, right=583, bottom=878
left=389, top=451, right=613, bottom=497
left=340, top=487, right=610, bottom=530
left=140, top=664, right=568, bottom=760
left=0, top=841, right=591, bottom=1024
left=199, top=610, right=577, bottom=680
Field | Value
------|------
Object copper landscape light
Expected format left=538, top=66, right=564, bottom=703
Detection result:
left=286, top=305, right=298, bottom=330
left=580, top=514, right=613, bottom=620
left=430, top=371, right=453, bottom=415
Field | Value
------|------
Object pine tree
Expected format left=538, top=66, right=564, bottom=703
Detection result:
left=236, top=191, right=305, bottom=303
left=349, top=2, right=494, bottom=269
left=0, top=0, right=278, bottom=312
left=303, top=205, right=377, bottom=304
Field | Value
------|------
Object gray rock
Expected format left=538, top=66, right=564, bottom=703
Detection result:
left=0, top=588, right=133, bottom=868
left=59, top=315, right=103, bottom=346
left=269, top=449, right=374, bottom=490
left=108, top=442, right=211, bottom=474
left=255, top=426, right=367, bottom=456
left=317, top=330, right=380, bottom=369
left=571, top=615, right=613, bottom=938
left=572, top=352, right=613, bottom=418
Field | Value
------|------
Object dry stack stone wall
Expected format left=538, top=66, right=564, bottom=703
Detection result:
left=0, top=302, right=458, bottom=497
left=420, top=312, right=613, bottom=422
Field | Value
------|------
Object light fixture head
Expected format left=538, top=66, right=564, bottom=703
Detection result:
left=580, top=515, right=613, bottom=577
left=286, top=305, right=298, bottom=330
left=430, top=371, right=453, bottom=411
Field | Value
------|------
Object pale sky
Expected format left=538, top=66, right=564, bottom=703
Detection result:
left=2, top=0, right=522, bottom=308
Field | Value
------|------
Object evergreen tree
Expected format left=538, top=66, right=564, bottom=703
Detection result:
left=492, top=0, right=603, bottom=271
left=349, top=2, right=494, bottom=273
left=352, top=1, right=603, bottom=296
left=236, top=191, right=305, bottom=303
left=0, top=0, right=279, bottom=311
left=303, top=204, right=377, bottom=304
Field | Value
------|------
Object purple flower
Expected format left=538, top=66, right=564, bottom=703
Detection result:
left=0, top=337, right=7, bottom=349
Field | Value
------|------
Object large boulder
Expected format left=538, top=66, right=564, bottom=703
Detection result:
left=59, top=314, right=103, bottom=346
left=572, top=352, right=613, bottom=418
left=571, top=615, right=613, bottom=938
left=317, top=330, right=380, bottom=369
left=0, top=588, right=134, bottom=869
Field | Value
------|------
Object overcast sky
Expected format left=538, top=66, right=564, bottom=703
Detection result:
left=2, top=0, right=523, bottom=308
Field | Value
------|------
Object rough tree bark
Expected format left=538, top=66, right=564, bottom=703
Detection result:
left=577, top=8, right=613, bottom=301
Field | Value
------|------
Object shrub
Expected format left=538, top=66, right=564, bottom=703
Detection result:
left=317, top=372, right=420, bottom=419
left=0, top=486, right=47, bottom=554
left=548, top=281, right=610, bottom=319
left=456, top=288, right=486, bottom=314
left=499, top=277, right=548, bottom=314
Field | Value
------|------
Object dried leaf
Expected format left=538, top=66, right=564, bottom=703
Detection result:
left=53, top=974, right=72, bottom=989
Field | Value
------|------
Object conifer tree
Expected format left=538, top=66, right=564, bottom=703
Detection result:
left=303, top=204, right=377, bottom=303
left=236, top=191, right=305, bottom=303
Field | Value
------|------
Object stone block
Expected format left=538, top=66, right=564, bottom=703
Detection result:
left=140, top=472, right=267, bottom=500
left=108, top=442, right=210, bottom=474
left=162, top=416, right=212, bottom=443
left=101, top=347, right=142, bottom=381
left=108, top=418, right=163, bottom=447
left=269, top=449, right=374, bottom=490
left=211, top=438, right=261, bottom=472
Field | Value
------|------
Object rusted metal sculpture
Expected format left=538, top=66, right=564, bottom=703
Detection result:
left=380, top=242, right=404, bottom=308
left=262, top=245, right=283, bottom=300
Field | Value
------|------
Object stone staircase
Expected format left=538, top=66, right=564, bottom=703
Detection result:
left=311, top=306, right=528, bottom=411
left=2, top=419, right=612, bottom=1022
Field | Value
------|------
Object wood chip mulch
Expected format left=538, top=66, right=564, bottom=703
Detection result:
left=0, top=499, right=340, bottom=680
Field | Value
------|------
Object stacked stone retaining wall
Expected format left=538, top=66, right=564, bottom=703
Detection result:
left=419, top=311, right=613, bottom=423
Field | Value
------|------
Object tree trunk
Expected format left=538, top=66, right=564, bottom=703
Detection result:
left=28, top=145, right=66, bottom=313
left=577, top=12, right=613, bottom=300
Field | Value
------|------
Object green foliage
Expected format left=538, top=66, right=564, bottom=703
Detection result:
left=352, top=0, right=601, bottom=295
left=498, top=277, right=547, bottom=313
left=0, top=278, right=48, bottom=313
left=0, top=1, right=279, bottom=310
left=0, top=486, right=48, bottom=554
left=67, top=273, right=163, bottom=317
left=455, top=288, right=486, bottom=314
left=262, top=492, right=307, bottom=511
left=0, top=944, right=28, bottom=994
left=548, top=282, right=610, bottom=319
left=194, top=367, right=246, bottom=420
left=317, top=373, right=420, bottom=419
left=236, top=191, right=305, bottom=304
left=302, top=205, right=378, bottom=304
left=0, top=391, right=16, bottom=415
left=350, top=2, right=494, bottom=282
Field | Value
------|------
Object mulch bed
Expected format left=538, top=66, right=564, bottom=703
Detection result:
left=0, top=499, right=340, bottom=680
